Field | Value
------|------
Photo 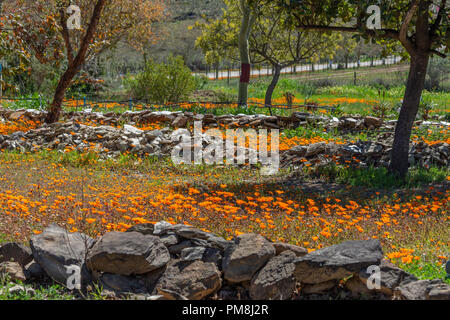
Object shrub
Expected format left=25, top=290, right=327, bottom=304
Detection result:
left=126, top=56, right=197, bottom=104
left=425, top=57, right=450, bottom=92
left=193, top=74, right=209, bottom=90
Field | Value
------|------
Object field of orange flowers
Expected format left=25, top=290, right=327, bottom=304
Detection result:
left=0, top=100, right=449, bottom=280
left=0, top=150, right=448, bottom=274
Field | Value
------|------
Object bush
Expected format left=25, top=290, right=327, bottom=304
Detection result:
left=193, top=74, right=209, bottom=90
left=126, top=56, right=197, bottom=104
left=425, top=57, right=450, bottom=91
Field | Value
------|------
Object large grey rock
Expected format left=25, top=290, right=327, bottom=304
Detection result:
left=302, top=280, right=337, bottom=294
left=222, top=233, right=276, bottom=283
left=29, top=224, right=94, bottom=287
left=364, top=116, right=382, bottom=128
left=180, top=247, right=206, bottom=262
left=0, top=242, right=33, bottom=267
left=395, top=279, right=450, bottom=300
left=273, top=242, right=308, bottom=257
left=174, top=227, right=230, bottom=252
left=305, top=142, right=327, bottom=157
left=294, top=239, right=383, bottom=284
left=126, top=223, right=154, bottom=235
left=180, top=247, right=222, bottom=266
left=249, top=251, right=297, bottom=300
left=168, top=240, right=194, bottom=255
left=87, top=231, right=170, bottom=276
left=23, top=260, right=47, bottom=280
left=153, top=222, right=230, bottom=252
left=359, top=259, right=417, bottom=295
left=159, top=234, right=179, bottom=247
left=156, top=260, right=222, bottom=300
left=344, top=275, right=372, bottom=297
left=99, top=273, right=148, bottom=296
left=288, top=145, right=307, bottom=157
left=0, top=261, right=26, bottom=282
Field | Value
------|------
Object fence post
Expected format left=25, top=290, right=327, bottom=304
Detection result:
left=354, top=72, right=357, bottom=85
left=129, top=98, right=133, bottom=111
left=83, top=96, right=86, bottom=109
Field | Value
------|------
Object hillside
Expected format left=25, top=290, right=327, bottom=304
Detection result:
left=168, top=0, right=226, bottom=20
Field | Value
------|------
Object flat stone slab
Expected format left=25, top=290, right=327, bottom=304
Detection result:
left=395, top=279, right=450, bottom=300
left=273, top=242, right=308, bottom=257
left=86, top=231, right=170, bottom=276
left=294, top=239, right=383, bottom=284
left=359, top=259, right=417, bottom=295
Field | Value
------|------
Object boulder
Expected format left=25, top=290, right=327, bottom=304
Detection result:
left=172, top=115, right=188, bottom=128
left=305, top=142, right=327, bottom=157
left=0, top=242, right=33, bottom=267
left=125, top=223, right=155, bottom=235
left=344, top=275, right=373, bottom=297
left=359, top=259, right=417, bottom=295
left=0, top=261, right=26, bottom=282
left=99, top=273, right=149, bottom=296
left=160, top=234, right=179, bottom=247
left=180, top=247, right=205, bottom=262
left=364, top=116, right=382, bottom=128
left=86, top=231, right=170, bottom=276
left=340, top=117, right=358, bottom=129
left=273, top=242, right=308, bottom=257
left=222, top=233, right=276, bottom=283
left=123, top=124, right=143, bottom=136
left=23, top=260, right=47, bottom=280
left=153, top=223, right=230, bottom=252
left=288, top=145, right=307, bottom=157
left=9, top=111, right=26, bottom=121
left=180, top=247, right=222, bottom=266
left=301, top=280, right=337, bottom=295
left=294, top=239, right=383, bottom=284
left=174, top=227, right=230, bottom=252
left=168, top=240, right=194, bottom=255
left=29, top=224, right=94, bottom=287
left=156, top=260, right=222, bottom=300
left=249, top=251, right=297, bottom=300
left=395, top=279, right=450, bottom=300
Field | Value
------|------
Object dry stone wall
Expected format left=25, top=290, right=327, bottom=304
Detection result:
left=1, top=222, right=449, bottom=300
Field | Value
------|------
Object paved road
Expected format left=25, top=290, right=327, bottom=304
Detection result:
left=198, top=56, right=401, bottom=80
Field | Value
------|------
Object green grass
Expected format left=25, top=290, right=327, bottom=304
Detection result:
left=399, top=261, right=450, bottom=285
left=312, top=165, right=449, bottom=189
left=0, top=233, right=14, bottom=244
left=0, top=275, right=77, bottom=300
left=4, top=64, right=449, bottom=118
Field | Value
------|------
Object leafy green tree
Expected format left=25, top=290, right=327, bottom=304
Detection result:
left=2, top=0, right=165, bottom=123
left=0, top=21, right=30, bottom=95
left=278, top=0, right=449, bottom=178
left=196, top=0, right=340, bottom=106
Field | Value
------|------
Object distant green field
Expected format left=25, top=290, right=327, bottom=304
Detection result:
left=201, top=64, right=449, bottom=117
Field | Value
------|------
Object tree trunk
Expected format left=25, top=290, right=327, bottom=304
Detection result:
left=264, top=65, right=281, bottom=107
left=45, top=0, right=106, bottom=124
left=215, top=62, right=219, bottom=80
left=389, top=52, right=430, bottom=178
left=238, top=0, right=255, bottom=106
left=45, top=69, right=78, bottom=123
